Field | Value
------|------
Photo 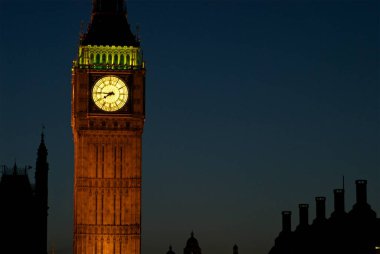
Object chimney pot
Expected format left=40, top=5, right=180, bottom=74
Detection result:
left=333, top=189, right=345, bottom=213
left=281, top=211, right=292, bottom=232
left=299, top=204, right=309, bottom=226
left=315, top=196, right=326, bottom=220
left=355, top=179, right=367, bottom=204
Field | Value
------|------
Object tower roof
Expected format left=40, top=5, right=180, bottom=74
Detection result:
left=185, top=232, right=200, bottom=248
left=36, top=130, right=48, bottom=167
left=81, top=0, right=139, bottom=47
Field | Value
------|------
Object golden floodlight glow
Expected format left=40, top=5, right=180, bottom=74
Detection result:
left=75, top=45, right=144, bottom=70
left=92, top=75, right=128, bottom=112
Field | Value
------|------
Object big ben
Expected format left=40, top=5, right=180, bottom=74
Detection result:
left=71, top=0, right=145, bottom=253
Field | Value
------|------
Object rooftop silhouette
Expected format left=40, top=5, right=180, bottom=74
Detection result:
left=268, top=180, right=380, bottom=254
left=0, top=134, right=49, bottom=254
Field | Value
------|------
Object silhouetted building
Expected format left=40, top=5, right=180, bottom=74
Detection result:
left=0, top=133, right=49, bottom=254
left=269, top=180, right=380, bottom=254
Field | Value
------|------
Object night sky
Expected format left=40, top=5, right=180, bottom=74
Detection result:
left=0, top=0, right=379, bottom=254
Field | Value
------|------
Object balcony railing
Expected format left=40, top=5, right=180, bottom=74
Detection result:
left=74, top=62, right=145, bottom=70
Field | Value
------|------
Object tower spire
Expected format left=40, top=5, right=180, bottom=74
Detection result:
left=82, top=0, right=138, bottom=46
left=92, top=0, right=125, bottom=14
left=35, top=130, right=49, bottom=254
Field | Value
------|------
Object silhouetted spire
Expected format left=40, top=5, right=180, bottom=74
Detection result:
left=82, top=0, right=139, bottom=46
left=35, top=131, right=49, bottom=254
left=37, top=131, right=48, bottom=164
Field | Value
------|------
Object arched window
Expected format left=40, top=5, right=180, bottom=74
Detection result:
left=114, top=55, right=118, bottom=64
left=120, top=54, right=125, bottom=65
left=96, top=54, right=100, bottom=64
left=90, top=53, right=94, bottom=64
left=102, top=54, right=106, bottom=63
left=108, top=54, right=112, bottom=64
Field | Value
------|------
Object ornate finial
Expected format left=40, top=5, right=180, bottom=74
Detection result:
left=191, top=231, right=194, bottom=238
left=169, top=245, right=172, bottom=251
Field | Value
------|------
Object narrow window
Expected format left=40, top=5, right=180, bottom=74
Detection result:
left=126, top=54, right=130, bottom=65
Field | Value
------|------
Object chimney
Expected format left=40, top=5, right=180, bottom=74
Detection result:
left=299, top=204, right=309, bottom=226
left=282, top=211, right=292, bottom=232
left=355, top=180, right=367, bottom=205
left=333, top=189, right=345, bottom=213
left=315, top=197, right=326, bottom=220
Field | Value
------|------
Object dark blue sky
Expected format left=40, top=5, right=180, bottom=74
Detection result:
left=0, top=0, right=379, bottom=254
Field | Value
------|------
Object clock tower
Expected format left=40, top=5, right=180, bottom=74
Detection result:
left=71, top=0, right=145, bottom=253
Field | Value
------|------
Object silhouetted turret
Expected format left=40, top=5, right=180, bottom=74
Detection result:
left=184, top=232, right=202, bottom=254
left=35, top=132, right=49, bottom=254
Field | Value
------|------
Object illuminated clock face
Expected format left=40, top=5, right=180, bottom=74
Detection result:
left=92, top=76, right=128, bottom=112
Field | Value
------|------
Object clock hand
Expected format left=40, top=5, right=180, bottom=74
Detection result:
left=103, top=91, right=115, bottom=98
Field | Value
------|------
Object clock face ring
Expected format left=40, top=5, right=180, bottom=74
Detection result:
left=92, top=76, right=128, bottom=112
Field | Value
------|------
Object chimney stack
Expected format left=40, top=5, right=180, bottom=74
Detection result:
left=315, top=197, right=326, bottom=220
left=282, top=211, right=292, bottom=232
left=355, top=180, right=367, bottom=205
left=333, top=189, right=345, bottom=214
left=299, top=204, right=309, bottom=226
